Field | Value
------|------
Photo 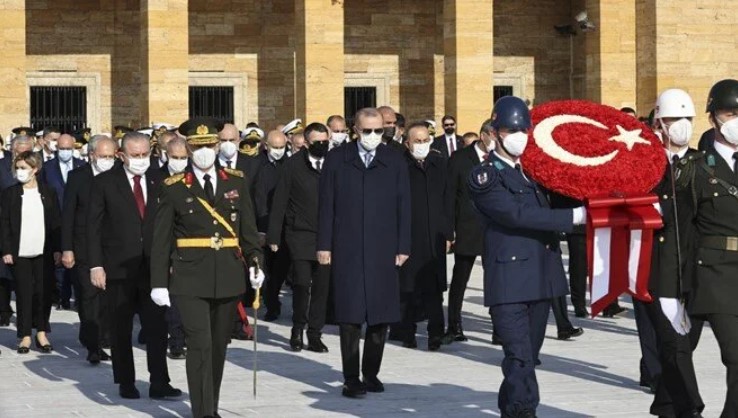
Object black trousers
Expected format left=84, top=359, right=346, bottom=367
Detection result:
left=263, top=245, right=291, bottom=314
left=106, top=278, right=169, bottom=386
left=566, top=234, right=587, bottom=311
left=291, top=259, right=330, bottom=337
left=166, top=301, right=186, bottom=351
left=0, top=277, right=13, bottom=317
left=633, top=298, right=661, bottom=385
left=399, top=289, right=445, bottom=340
left=447, top=254, right=476, bottom=327
left=705, top=313, right=738, bottom=418
left=550, top=295, right=573, bottom=332
left=13, top=256, right=51, bottom=338
left=76, top=264, right=108, bottom=352
left=645, top=298, right=704, bottom=417
left=58, top=266, right=80, bottom=307
left=339, top=323, right=388, bottom=381
left=174, top=295, right=238, bottom=418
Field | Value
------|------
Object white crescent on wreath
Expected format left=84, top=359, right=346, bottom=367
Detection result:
left=533, top=114, right=652, bottom=167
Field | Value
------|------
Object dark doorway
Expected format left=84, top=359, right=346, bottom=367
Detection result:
left=344, top=87, right=377, bottom=128
left=189, top=86, right=234, bottom=124
left=493, top=85, right=514, bottom=104
left=30, top=86, right=87, bottom=133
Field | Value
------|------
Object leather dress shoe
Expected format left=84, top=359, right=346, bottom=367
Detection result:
left=87, top=350, right=101, bottom=365
left=502, top=410, right=537, bottom=418
left=0, top=313, right=11, bottom=326
left=17, top=345, right=30, bottom=354
left=35, top=336, right=53, bottom=353
left=444, top=324, right=468, bottom=342
left=168, top=348, right=187, bottom=360
left=557, top=327, right=584, bottom=340
left=602, top=304, right=626, bottom=318
left=428, top=337, right=442, bottom=351
left=574, top=307, right=589, bottom=318
left=119, top=383, right=140, bottom=399
left=342, top=378, right=367, bottom=398
left=290, top=329, right=304, bottom=352
left=99, top=349, right=111, bottom=361
left=363, top=376, right=384, bottom=393
left=402, top=337, right=417, bottom=349
left=149, top=383, right=182, bottom=399
left=306, top=337, right=328, bottom=353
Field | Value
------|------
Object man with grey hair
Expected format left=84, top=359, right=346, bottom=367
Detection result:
left=12, top=135, right=34, bottom=157
left=87, top=132, right=180, bottom=399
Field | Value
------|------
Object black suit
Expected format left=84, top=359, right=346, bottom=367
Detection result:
left=0, top=181, right=60, bottom=337
left=87, top=165, right=169, bottom=387
left=267, top=150, right=328, bottom=337
left=431, top=134, right=462, bottom=160
left=445, top=142, right=484, bottom=330
left=62, top=165, right=110, bottom=352
left=0, top=151, right=17, bottom=321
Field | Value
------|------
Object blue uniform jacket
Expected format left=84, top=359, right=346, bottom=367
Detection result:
left=468, top=154, right=573, bottom=307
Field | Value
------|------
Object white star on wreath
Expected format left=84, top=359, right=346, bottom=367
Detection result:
left=609, top=125, right=650, bottom=151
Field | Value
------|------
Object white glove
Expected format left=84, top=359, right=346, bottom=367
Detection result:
left=249, top=267, right=265, bottom=289
left=660, top=297, right=691, bottom=335
left=150, top=288, right=171, bottom=307
left=572, top=207, right=587, bottom=225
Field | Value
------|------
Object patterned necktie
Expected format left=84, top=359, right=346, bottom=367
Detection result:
left=132, top=175, right=145, bottom=218
left=203, top=174, right=215, bottom=204
left=364, top=152, right=373, bottom=168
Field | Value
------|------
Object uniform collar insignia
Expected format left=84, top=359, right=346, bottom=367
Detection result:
left=184, top=172, right=194, bottom=187
left=218, top=168, right=229, bottom=181
left=707, top=154, right=716, bottom=167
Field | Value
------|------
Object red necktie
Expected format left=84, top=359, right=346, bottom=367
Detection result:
left=133, top=175, right=145, bottom=219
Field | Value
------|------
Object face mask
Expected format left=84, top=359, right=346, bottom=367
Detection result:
left=501, top=131, right=528, bottom=157
left=73, top=150, right=81, bottom=160
left=58, top=149, right=74, bottom=162
left=192, top=147, right=216, bottom=169
left=15, top=168, right=33, bottom=184
left=444, top=127, right=455, bottom=135
left=481, top=133, right=496, bottom=152
left=168, top=158, right=188, bottom=174
left=33, top=145, right=42, bottom=153
left=383, top=127, right=396, bottom=141
left=126, top=156, right=150, bottom=175
left=220, top=140, right=238, bottom=159
left=331, top=132, right=348, bottom=146
left=308, top=141, right=329, bottom=158
left=719, top=117, right=738, bottom=145
left=663, top=118, right=693, bottom=146
left=94, top=157, right=115, bottom=173
left=411, top=141, right=431, bottom=160
left=359, top=132, right=382, bottom=152
left=49, top=141, right=58, bottom=152
left=269, top=147, right=285, bottom=161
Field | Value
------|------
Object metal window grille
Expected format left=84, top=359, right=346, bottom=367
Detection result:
left=30, top=86, right=87, bottom=133
left=189, top=86, right=234, bottom=124
left=494, top=86, right=514, bottom=104
left=344, top=87, right=376, bottom=128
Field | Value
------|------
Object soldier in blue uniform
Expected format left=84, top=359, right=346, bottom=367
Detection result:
left=468, top=96, right=586, bottom=418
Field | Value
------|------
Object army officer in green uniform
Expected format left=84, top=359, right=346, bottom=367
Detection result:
left=150, top=117, right=265, bottom=418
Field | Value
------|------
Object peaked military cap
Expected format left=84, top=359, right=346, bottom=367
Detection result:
left=114, top=125, right=133, bottom=139
left=178, top=117, right=223, bottom=145
left=12, top=127, right=33, bottom=136
left=281, top=119, right=303, bottom=135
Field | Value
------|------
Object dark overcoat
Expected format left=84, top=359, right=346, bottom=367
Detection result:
left=447, top=142, right=484, bottom=256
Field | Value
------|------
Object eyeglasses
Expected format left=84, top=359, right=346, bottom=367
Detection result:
left=360, top=128, right=384, bottom=135
left=443, top=123, right=455, bottom=127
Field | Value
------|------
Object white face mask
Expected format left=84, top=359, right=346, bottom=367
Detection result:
left=58, top=149, right=74, bottom=162
left=192, top=147, right=217, bottom=170
left=15, top=168, right=33, bottom=184
left=359, top=132, right=382, bottom=152
left=72, top=150, right=81, bottom=160
left=49, top=141, right=58, bottom=152
left=126, top=156, right=150, bottom=176
left=94, top=157, right=115, bottom=173
left=168, top=158, right=188, bottom=174
left=219, top=140, right=238, bottom=159
left=501, top=131, right=528, bottom=157
left=331, top=132, right=348, bottom=147
left=663, top=118, right=693, bottom=146
left=268, top=147, right=286, bottom=161
left=411, top=141, right=431, bottom=160
left=719, top=117, right=738, bottom=145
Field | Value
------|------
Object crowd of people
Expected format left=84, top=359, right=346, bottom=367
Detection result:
left=0, top=78, right=736, bottom=418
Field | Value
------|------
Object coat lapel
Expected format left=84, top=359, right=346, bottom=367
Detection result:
left=144, top=169, right=160, bottom=220
left=115, top=167, right=140, bottom=218
left=346, top=142, right=366, bottom=171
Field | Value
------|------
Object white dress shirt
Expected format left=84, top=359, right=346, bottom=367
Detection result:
left=218, top=155, right=236, bottom=169
left=124, top=169, right=147, bottom=204
left=713, top=140, right=738, bottom=172
left=60, top=159, right=73, bottom=183
left=474, top=142, right=487, bottom=162
left=308, top=154, right=324, bottom=171
left=357, top=142, right=375, bottom=167
left=19, top=188, right=45, bottom=258
left=193, top=165, right=218, bottom=192
left=665, top=146, right=688, bottom=163
left=446, top=134, right=457, bottom=154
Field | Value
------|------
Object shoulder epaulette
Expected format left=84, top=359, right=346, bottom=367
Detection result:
left=224, top=167, right=244, bottom=178
left=163, top=173, right=184, bottom=186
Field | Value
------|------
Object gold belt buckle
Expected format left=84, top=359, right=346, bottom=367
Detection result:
left=211, top=236, right=224, bottom=251
left=727, top=237, right=738, bottom=251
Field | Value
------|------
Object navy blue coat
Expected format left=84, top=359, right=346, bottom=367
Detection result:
left=468, top=154, right=573, bottom=307
left=42, top=155, right=86, bottom=208
left=317, top=142, right=412, bottom=325
left=0, top=151, right=16, bottom=191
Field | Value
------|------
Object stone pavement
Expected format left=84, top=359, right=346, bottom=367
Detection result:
left=0, top=256, right=726, bottom=417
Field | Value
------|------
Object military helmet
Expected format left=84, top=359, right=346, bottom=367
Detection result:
left=706, top=79, right=738, bottom=113
left=491, top=96, right=531, bottom=131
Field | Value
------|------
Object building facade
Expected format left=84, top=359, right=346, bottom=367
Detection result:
left=0, top=0, right=735, bottom=137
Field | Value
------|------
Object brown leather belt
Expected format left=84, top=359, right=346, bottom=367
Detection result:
left=700, top=235, right=738, bottom=252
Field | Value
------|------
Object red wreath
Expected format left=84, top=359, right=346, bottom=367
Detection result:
left=521, top=100, right=665, bottom=200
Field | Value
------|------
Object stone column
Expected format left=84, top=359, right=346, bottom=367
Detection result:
left=140, top=0, right=189, bottom=125
left=585, top=0, right=637, bottom=109
left=443, top=0, right=494, bottom=133
left=295, top=0, right=345, bottom=123
left=0, top=0, right=28, bottom=136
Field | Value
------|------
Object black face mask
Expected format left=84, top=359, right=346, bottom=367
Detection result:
left=383, top=127, right=396, bottom=141
left=308, top=141, right=329, bottom=158
left=444, top=127, right=455, bottom=135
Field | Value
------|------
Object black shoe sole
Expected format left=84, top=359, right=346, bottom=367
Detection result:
left=341, top=389, right=367, bottom=398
